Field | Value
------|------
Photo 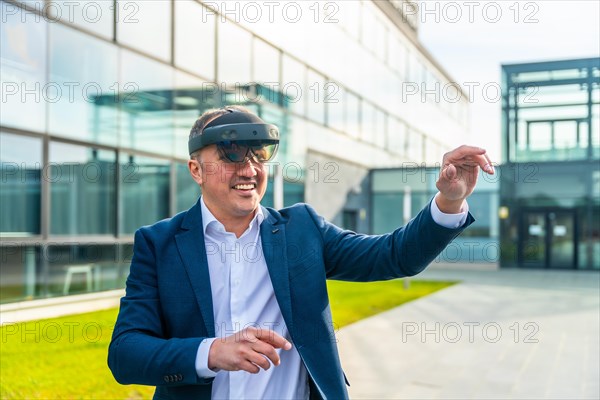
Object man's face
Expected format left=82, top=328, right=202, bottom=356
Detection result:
left=191, top=144, right=268, bottom=221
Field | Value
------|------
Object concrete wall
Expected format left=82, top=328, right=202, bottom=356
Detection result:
left=303, top=151, right=370, bottom=233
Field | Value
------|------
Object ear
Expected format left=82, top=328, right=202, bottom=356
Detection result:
left=188, top=159, right=203, bottom=186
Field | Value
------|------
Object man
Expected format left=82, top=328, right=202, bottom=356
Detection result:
left=108, top=106, right=494, bottom=399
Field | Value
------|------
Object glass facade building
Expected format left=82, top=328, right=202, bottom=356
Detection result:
left=500, top=58, right=600, bottom=269
left=0, top=0, right=469, bottom=303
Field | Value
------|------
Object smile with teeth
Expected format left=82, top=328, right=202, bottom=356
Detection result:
left=233, top=183, right=256, bottom=190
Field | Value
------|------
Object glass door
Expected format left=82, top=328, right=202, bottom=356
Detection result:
left=521, top=212, right=547, bottom=268
left=548, top=211, right=576, bottom=268
left=520, top=209, right=577, bottom=268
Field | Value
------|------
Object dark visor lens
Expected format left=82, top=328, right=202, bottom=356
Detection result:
left=217, top=141, right=278, bottom=163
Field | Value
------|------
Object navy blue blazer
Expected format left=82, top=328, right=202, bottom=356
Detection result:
left=108, top=199, right=473, bottom=399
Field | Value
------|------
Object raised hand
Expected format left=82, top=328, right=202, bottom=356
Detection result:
left=435, top=145, right=494, bottom=213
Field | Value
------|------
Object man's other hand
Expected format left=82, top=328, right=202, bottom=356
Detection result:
left=435, top=145, right=494, bottom=214
left=207, top=327, right=293, bottom=374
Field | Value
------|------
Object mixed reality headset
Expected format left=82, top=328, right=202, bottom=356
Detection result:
left=188, top=108, right=279, bottom=163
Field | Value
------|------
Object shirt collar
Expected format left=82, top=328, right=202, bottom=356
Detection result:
left=200, top=196, right=264, bottom=236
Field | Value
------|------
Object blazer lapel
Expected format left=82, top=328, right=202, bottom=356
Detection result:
left=175, top=201, right=215, bottom=337
left=260, top=206, right=294, bottom=332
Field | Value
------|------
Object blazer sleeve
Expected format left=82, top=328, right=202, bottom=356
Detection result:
left=306, top=198, right=474, bottom=281
left=107, top=228, right=212, bottom=386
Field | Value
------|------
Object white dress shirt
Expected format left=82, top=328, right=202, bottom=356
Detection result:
left=195, top=197, right=308, bottom=400
left=194, top=195, right=468, bottom=399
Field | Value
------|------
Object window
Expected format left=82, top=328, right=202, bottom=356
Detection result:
left=407, top=130, right=423, bottom=161
left=49, top=0, right=114, bottom=39
left=0, top=244, right=41, bottom=303
left=345, top=91, right=360, bottom=139
left=361, top=101, right=374, bottom=143
left=173, top=70, right=211, bottom=160
left=306, top=69, right=326, bottom=125
left=372, top=193, right=402, bottom=234
left=0, top=10, right=46, bottom=132
left=49, top=23, right=119, bottom=145
left=0, top=132, right=42, bottom=236
left=373, top=108, right=386, bottom=148
left=529, top=122, right=552, bottom=151
left=460, top=193, right=492, bottom=237
left=120, top=50, right=174, bottom=156
left=281, top=55, right=306, bottom=116
left=342, top=210, right=358, bottom=232
left=120, top=154, right=170, bottom=234
left=49, top=142, right=116, bottom=235
left=327, top=85, right=345, bottom=132
left=174, top=1, right=215, bottom=80
left=45, top=244, right=121, bottom=296
left=252, top=38, right=280, bottom=86
left=361, top=7, right=376, bottom=52
left=117, top=0, right=171, bottom=61
left=217, top=21, right=252, bottom=84
left=176, top=162, right=199, bottom=213
left=338, top=1, right=361, bottom=40
left=387, top=117, right=407, bottom=156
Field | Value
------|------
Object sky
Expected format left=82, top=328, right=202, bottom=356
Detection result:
left=418, top=0, right=600, bottom=161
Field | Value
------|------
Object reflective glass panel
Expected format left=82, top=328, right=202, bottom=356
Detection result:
left=45, top=244, right=121, bottom=297
left=120, top=154, right=170, bottom=234
left=306, top=69, right=325, bottom=124
left=338, top=0, right=360, bottom=39
left=284, top=181, right=304, bottom=206
left=328, top=85, right=345, bottom=132
left=0, top=132, right=42, bottom=236
left=0, top=244, right=41, bottom=303
left=49, top=23, right=119, bottom=145
left=120, top=50, right=174, bottom=156
left=460, top=193, right=491, bottom=237
left=253, top=38, right=279, bottom=85
left=176, top=162, right=200, bottom=213
left=361, top=101, right=374, bottom=143
left=529, top=122, right=552, bottom=151
left=49, top=142, right=116, bottom=235
left=373, top=108, right=386, bottom=148
left=281, top=55, right=306, bottom=115
left=407, top=130, right=423, bottom=161
left=117, top=0, right=171, bottom=61
left=173, top=70, right=212, bottom=160
left=345, top=91, right=360, bottom=139
left=174, top=0, right=215, bottom=80
left=217, top=21, right=251, bottom=84
left=387, top=117, right=407, bottom=156
left=0, top=9, right=46, bottom=132
left=48, top=1, right=113, bottom=39
left=372, top=193, right=403, bottom=234
left=592, top=109, right=599, bottom=159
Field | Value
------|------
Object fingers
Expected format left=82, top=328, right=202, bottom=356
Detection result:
left=445, top=145, right=486, bottom=159
left=442, top=163, right=457, bottom=181
left=252, top=327, right=292, bottom=351
left=444, top=145, right=494, bottom=175
left=245, top=349, right=272, bottom=371
left=251, top=340, right=281, bottom=367
left=210, top=328, right=292, bottom=373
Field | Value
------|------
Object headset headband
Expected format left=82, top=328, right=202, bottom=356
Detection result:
left=188, top=109, right=279, bottom=155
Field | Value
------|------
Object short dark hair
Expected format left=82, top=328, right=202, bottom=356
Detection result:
left=189, top=105, right=253, bottom=159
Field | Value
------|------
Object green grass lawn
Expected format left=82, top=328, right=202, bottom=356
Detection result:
left=0, top=279, right=455, bottom=399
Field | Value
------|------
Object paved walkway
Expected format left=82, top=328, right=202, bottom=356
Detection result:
left=337, top=266, right=600, bottom=399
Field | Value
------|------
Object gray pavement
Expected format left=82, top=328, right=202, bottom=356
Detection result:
left=337, top=265, right=600, bottom=399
